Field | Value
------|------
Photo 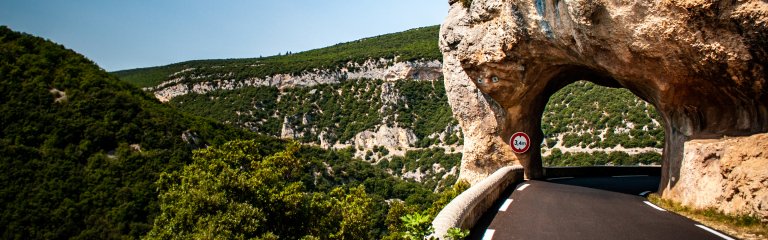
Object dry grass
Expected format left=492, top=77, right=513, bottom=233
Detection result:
left=648, top=194, right=768, bottom=240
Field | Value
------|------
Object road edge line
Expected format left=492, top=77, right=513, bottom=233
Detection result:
left=643, top=201, right=667, bottom=211
left=499, top=199, right=513, bottom=212
left=695, top=224, right=735, bottom=240
left=482, top=229, right=495, bottom=240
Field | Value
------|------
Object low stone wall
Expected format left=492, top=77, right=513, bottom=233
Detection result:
left=544, top=166, right=661, bottom=178
left=431, top=165, right=524, bottom=239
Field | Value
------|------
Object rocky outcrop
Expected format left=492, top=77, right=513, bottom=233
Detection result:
left=440, top=0, right=768, bottom=202
left=353, top=125, right=417, bottom=159
left=443, top=50, right=519, bottom=183
left=148, top=59, right=442, bottom=102
left=671, top=133, right=768, bottom=220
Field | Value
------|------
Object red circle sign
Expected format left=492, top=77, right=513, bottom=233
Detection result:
left=509, top=132, right=530, bottom=154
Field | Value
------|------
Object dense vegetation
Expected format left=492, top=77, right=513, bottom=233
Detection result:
left=543, top=149, right=662, bottom=166
left=542, top=81, right=665, bottom=149
left=0, top=26, right=452, bottom=239
left=0, top=26, right=264, bottom=239
left=377, top=148, right=462, bottom=192
left=114, top=26, right=441, bottom=88
left=146, top=140, right=462, bottom=239
left=168, top=78, right=459, bottom=147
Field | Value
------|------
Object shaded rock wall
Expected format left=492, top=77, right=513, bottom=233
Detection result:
left=440, top=0, right=768, bottom=201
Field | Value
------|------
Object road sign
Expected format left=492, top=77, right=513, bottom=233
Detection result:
left=510, top=132, right=530, bottom=153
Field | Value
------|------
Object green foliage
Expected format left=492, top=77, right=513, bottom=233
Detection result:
left=446, top=227, right=470, bottom=240
left=400, top=212, right=435, bottom=240
left=170, top=86, right=281, bottom=135
left=0, top=25, right=266, bottom=239
left=383, top=180, right=469, bottom=240
left=378, top=148, right=462, bottom=191
left=114, top=26, right=441, bottom=88
left=147, top=141, right=381, bottom=239
left=0, top=26, right=443, bottom=240
left=169, top=78, right=456, bottom=147
left=543, top=149, right=662, bottom=167
left=542, top=81, right=665, bottom=149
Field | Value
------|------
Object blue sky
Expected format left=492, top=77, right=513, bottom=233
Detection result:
left=0, top=1, right=448, bottom=71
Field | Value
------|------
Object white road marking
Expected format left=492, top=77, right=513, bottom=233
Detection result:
left=639, top=191, right=651, bottom=196
left=612, top=175, right=649, bottom=177
left=499, top=199, right=513, bottom=211
left=516, top=183, right=530, bottom=191
left=482, top=229, right=495, bottom=240
left=546, top=177, right=574, bottom=181
left=643, top=201, right=666, bottom=211
left=695, top=224, right=735, bottom=240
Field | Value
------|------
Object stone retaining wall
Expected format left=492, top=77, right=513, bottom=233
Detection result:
left=431, top=165, right=524, bottom=239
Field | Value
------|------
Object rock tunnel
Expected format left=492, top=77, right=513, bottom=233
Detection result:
left=440, top=0, right=768, bottom=214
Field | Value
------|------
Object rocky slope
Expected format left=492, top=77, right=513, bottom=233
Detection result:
left=119, top=24, right=670, bottom=188
left=147, top=58, right=442, bottom=102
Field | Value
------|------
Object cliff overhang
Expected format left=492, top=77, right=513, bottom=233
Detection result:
left=441, top=0, right=768, bottom=218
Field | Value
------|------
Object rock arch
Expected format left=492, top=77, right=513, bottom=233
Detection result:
left=440, top=0, right=767, bottom=202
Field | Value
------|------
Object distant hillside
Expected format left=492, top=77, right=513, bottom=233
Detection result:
left=0, top=26, right=446, bottom=239
left=113, top=25, right=441, bottom=88
left=114, top=24, right=664, bottom=171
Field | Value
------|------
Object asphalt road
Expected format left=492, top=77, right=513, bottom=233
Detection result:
left=467, top=176, right=735, bottom=240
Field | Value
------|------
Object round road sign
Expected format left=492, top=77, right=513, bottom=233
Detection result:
left=509, top=132, right=530, bottom=154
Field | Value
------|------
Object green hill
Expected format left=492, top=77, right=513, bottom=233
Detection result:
left=0, top=26, right=448, bottom=239
left=113, top=24, right=664, bottom=169
left=113, top=26, right=441, bottom=88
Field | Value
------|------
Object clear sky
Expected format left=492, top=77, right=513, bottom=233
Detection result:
left=0, top=1, right=449, bottom=71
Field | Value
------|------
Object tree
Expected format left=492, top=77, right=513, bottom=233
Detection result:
left=400, top=212, right=435, bottom=240
left=146, top=140, right=302, bottom=239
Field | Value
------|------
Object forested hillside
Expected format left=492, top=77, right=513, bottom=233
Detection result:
left=115, top=25, right=665, bottom=174
left=114, top=26, right=441, bottom=88
left=541, top=81, right=665, bottom=166
left=0, top=26, right=452, bottom=239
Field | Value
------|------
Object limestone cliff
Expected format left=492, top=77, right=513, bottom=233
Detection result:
left=147, top=59, right=442, bottom=102
left=441, top=0, right=768, bottom=217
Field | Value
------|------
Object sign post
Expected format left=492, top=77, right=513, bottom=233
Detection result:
left=509, top=132, right=530, bottom=154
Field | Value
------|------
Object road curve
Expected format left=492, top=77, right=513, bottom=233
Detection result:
left=467, top=176, right=734, bottom=240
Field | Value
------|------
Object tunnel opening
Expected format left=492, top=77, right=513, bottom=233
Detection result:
left=539, top=80, right=665, bottom=168
left=494, top=65, right=673, bottom=185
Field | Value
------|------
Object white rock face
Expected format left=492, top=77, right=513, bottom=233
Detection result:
left=147, top=59, right=442, bottom=102
left=441, top=5, right=520, bottom=183
left=353, top=125, right=417, bottom=151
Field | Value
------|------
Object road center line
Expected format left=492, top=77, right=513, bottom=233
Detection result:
left=612, top=175, right=649, bottom=177
left=643, top=201, right=667, bottom=211
left=639, top=191, right=651, bottom=196
left=546, top=177, right=574, bottom=181
left=499, top=199, right=513, bottom=211
left=482, top=229, right=495, bottom=240
left=516, top=183, right=530, bottom=191
left=695, top=224, right=735, bottom=240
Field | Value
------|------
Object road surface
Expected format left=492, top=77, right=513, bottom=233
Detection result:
left=467, top=176, right=734, bottom=240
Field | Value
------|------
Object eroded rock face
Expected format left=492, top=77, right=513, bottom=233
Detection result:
left=441, top=0, right=768, bottom=201
left=674, top=133, right=768, bottom=220
left=148, top=59, right=442, bottom=102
